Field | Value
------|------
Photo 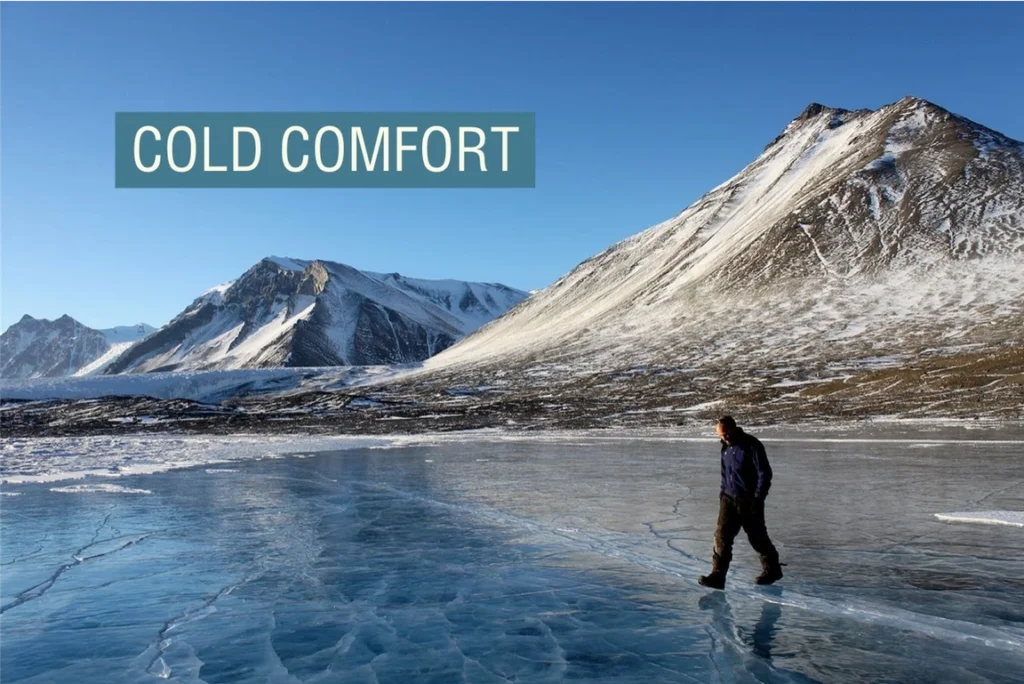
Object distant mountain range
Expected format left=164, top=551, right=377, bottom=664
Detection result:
left=0, top=316, right=155, bottom=379
left=105, top=257, right=528, bottom=374
left=3, top=96, right=1021, bottom=432
left=1, top=258, right=528, bottom=379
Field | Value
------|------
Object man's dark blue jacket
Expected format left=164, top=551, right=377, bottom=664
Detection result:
left=720, top=429, right=773, bottom=501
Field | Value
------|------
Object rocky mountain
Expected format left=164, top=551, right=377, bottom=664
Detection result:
left=104, top=257, right=529, bottom=374
left=405, top=96, right=1024, bottom=422
left=74, top=324, right=160, bottom=377
left=0, top=316, right=155, bottom=379
left=4, top=96, right=1021, bottom=437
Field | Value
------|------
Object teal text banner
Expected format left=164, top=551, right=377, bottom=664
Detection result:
left=115, top=113, right=535, bottom=188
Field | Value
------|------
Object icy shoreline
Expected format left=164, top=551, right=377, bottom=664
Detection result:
left=2, top=421, right=1023, bottom=486
left=0, top=434, right=391, bottom=485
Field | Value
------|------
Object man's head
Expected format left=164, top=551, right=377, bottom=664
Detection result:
left=716, top=415, right=738, bottom=443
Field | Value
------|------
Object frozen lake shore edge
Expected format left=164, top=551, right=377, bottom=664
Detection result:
left=3, top=420, right=1023, bottom=486
left=2, top=386, right=1023, bottom=441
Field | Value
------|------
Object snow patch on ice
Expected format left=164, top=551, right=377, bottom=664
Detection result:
left=934, top=511, right=1024, bottom=528
left=1, top=434, right=391, bottom=484
left=50, top=484, right=152, bottom=494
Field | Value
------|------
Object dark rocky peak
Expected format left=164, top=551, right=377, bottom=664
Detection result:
left=764, top=102, right=857, bottom=151
left=795, top=102, right=840, bottom=122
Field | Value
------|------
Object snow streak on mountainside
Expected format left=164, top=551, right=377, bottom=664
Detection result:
left=0, top=316, right=154, bottom=380
left=100, top=324, right=158, bottom=345
left=424, top=97, right=1024, bottom=389
left=105, top=258, right=528, bottom=374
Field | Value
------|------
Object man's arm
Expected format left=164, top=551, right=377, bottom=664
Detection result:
left=752, top=439, right=772, bottom=499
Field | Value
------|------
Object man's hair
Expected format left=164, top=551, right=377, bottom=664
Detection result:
left=717, top=415, right=737, bottom=431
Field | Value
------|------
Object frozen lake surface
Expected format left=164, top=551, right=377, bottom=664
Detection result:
left=2, top=431, right=1024, bottom=682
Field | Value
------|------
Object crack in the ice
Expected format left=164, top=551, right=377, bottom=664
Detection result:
left=671, top=492, right=690, bottom=517
left=704, top=624, right=726, bottom=684
left=144, top=574, right=257, bottom=679
left=441, top=593, right=515, bottom=684
left=585, top=631, right=703, bottom=683
left=968, top=479, right=1023, bottom=508
left=0, top=530, right=154, bottom=614
left=0, top=509, right=151, bottom=614
left=0, top=542, right=46, bottom=567
left=88, top=508, right=116, bottom=546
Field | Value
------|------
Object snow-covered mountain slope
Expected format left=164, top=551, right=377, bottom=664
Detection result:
left=99, top=324, right=157, bottom=346
left=420, top=98, right=1023, bottom=402
left=0, top=316, right=156, bottom=380
left=105, top=257, right=528, bottom=374
left=67, top=324, right=159, bottom=377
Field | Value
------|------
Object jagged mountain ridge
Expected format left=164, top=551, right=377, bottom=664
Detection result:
left=105, top=257, right=528, bottom=374
left=419, top=97, right=1023, bottom=409
left=0, top=315, right=155, bottom=379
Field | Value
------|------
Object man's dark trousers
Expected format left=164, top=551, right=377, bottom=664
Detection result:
left=713, top=492, right=780, bottom=575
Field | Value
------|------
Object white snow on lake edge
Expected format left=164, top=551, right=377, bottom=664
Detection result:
left=50, top=484, right=152, bottom=495
left=2, top=422, right=1023, bottom=486
left=934, top=511, right=1024, bottom=528
left=0, top=434, right=391, bottom=485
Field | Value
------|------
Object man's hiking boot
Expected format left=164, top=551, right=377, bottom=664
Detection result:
left=698, top=572, right=726, bottom=590
left=755, top=565, right=783, bottom=586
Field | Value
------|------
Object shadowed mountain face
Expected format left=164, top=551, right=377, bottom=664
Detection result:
left=0, top=316, right=155, bottom=379
left=105, top=258, right=528, bottom=374
left=406, top=97, right=1023, bottom=420
left=1, top=315, right=108, bottom=379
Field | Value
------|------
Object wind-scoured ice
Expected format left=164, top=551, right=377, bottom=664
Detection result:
left=2, top=432, right=1023, bottom=682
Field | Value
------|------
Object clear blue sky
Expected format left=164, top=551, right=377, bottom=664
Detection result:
left=2, top=2, right=1022, bottom=331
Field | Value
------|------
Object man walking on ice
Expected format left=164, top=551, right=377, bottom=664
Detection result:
left=699, top=416, right=784, bottom=589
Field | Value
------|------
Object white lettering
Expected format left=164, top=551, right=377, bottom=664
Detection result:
left=490, top=126, right=519, bottom=172
left=134, top=126, right=161, bottom=173
left=395, top=126, right=418, bottom=172
left=203, top=127, right=227, bottom=172
left=233, top=127, right=261, bottom=172
left=167, top=126, right=197, bottom=173
left=352, top=127, right=389, bottom=172
left=315, top=126, right=345, bottom=172
left=282, top=126, right=309, bottom=172
left=458, top=127, right=486, bottom=172
left=422, top=126, right=451, bottom=173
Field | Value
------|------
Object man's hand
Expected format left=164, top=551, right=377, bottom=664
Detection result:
left=736, top=495, right=766, bottom=514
